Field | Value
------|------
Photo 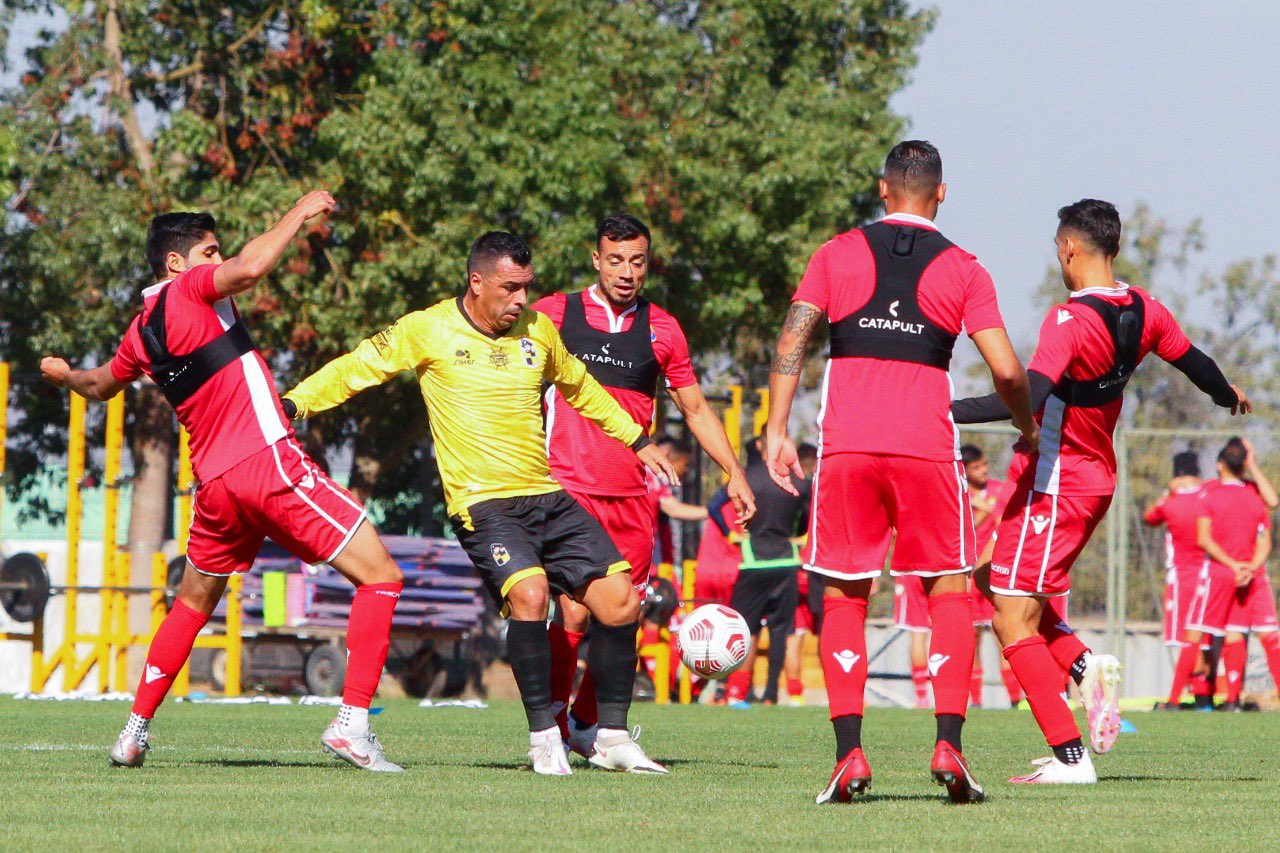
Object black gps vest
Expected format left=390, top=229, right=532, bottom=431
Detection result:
left=1051, top=292, right=1145, bottom=408
left=139, top=284, right=256, bottom=408
left=828, top=221, right=958, bottom=370
left=559, top=291, right=662, bottom=396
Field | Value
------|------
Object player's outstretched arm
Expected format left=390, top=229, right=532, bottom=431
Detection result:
left=968, top=327, right=1037, bottom=443
left=765, top=301, right=822, bottom=496
left=668, top=383, right=755, bottom=524
left=213, top=190, right=335, bottom=298
left=40, top=357, right=127, bottom=401
left=1165, top=345, right=1249, bottom=414
left=283, top=314, right=427, bottom=419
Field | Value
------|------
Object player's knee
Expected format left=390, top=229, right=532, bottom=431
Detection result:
left=594, top=584, right=641, bottom=627
left=559, top=596, right=590, bottom=632
left=376, top=558, right=405, bottom=586
left=506, top=580, right=551, bottom=620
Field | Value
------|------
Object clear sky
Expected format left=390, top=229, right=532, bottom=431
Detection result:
left=892, top=1, right=1280, bottom=334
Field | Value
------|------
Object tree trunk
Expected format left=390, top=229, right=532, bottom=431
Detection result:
left=126, top=386, right=173, bottom=680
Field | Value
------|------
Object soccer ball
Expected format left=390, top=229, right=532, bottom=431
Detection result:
left=676, top=604, right=750, bottom=679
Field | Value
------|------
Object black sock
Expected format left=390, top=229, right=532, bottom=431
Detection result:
left=935, top=713, right=964, bottom=752
left=1069, top=653, right=1088, bottom=686
left=506, top=619, right=557, bottom=732
left=833, top=714, right=862, bottom=761
left=1052, top=738, right=1085, bottom=765
left=587, top=621, right=639, bottom=730
left=1205, top=636, right=1224, bottom=696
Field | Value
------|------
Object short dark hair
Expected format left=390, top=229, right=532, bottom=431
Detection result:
left=596, top=214, right=651, bottom=248
left=797, top=443, right=818, bottom=462
left=1057, top=199, right=1121, bottom=258
left=146, top=212, right=217, bottom=279
left=1218, top=437, right=1247, bottom=478
left=883, top=140, right=942, bottom=196
left=960, top=444, right=985, bottom=466
left=1172, top=451, right=1201, bottom=479
left=654, top=433, right=693, bottom=457
left=467, top=231, right=532, bottom=277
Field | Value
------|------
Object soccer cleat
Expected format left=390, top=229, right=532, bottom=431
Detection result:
left=930, top=742, right=984, bottom=804
left=1151, top=701, right=1182, bottom=711
left=1078, top=653, right=1122, bottom=754
left=321, top=720, right=405, bottom=772
left=1008, top=753, right=1097, bottom=784
left=528, top=728, right=573, bottom=776
left=815, top=748, right=872, bottom=804
left=566, top=716, right=597, bottom=759
left=108, top=732, right=149, bottom=768
left=588, top=726, right=668, bottom=774
left=1216, top=700, right=1242, bottom=713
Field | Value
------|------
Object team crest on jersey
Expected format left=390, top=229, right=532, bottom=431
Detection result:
left=488, top=346, right=509, bottom=369
left=490, top=544, right=510, bottom=566
left=519, top=337, right=538, bottom=367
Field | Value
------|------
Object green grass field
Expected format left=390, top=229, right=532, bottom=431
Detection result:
left=0, top=697, right=1276, bottom=850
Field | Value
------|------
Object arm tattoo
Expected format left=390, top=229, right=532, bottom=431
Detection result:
left=771, top=304, right=823, bottom=375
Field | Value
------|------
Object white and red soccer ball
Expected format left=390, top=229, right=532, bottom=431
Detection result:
left=676, top=604, right=750, bottom=679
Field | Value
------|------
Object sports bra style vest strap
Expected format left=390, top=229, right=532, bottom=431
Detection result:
left=559, top=291, right=662, bottom=396
left=139, top=284, right=256, bottom=408
left=1052, top=292, right=1145, bottom=408
left=828, top=222, right=958, bottom=370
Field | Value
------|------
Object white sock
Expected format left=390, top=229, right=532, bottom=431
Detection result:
left=530, top=726, right=560, bottom=746
left=337, top=704, right=369, bottom=734
left=597, top=727, right=627, bottom=742
left=123, top=712, right=150, bottom=744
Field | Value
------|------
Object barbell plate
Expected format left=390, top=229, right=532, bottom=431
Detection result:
left=0, top=553, right=51, bottom=623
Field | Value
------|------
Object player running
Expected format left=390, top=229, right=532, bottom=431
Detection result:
left=283, top=231, right=678, bottom=776
left=766, top=141, right=1038, bottom=804
left=530, top=215, right=755, bottom=756
left=41, top=194, right=407, bottom=771
left=953, top=199, right=1252, bottom=784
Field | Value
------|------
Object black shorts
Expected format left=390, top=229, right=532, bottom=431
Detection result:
left=451, top=490, right=629, bottom=602
left=731, top=567, right=799, bottom=637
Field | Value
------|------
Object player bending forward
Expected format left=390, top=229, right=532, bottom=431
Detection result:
left=42, top=194, right=407, bottom=771
left=953, top=199, right=1251, bottom=784
left=284, top=232, right=676, bottom=775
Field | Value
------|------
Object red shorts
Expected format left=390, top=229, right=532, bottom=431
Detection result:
left=804, top=452, right=975, bottom=580
left=970, top=577, right=995, bottom=626
left=1185, top=562, right=1236, bottom=637
left=567, top=490, right=655, bottom=593
left=1227, top=572, right=1280, bottom=634
left=893, top=574, right=930, bottom=632
left=188, top=439, right=366, bottom=576
left=989, top=488, right=1111, bottom=597
left=1163, top=568, right=1201, bottom=646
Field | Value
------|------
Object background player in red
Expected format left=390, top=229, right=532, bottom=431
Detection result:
left=1144, top=452, right=1210, bottom=708
left=892, top=574, right=933, bottom=709
left=1197, top=439, right=1278, bottom=710
left=40, top=195, right=407, bottom=771
left=953, top=199, right=1251, bottom=784
left=532, top=214, right=755, bottom=757
left=783, top=445, right=821, bottom=705
left=766, top=141, right=1037, bottom=805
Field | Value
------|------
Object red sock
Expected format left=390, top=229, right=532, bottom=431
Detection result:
left=911, top=666, right=930, bottom=707
left=1260, top=632, right=1280, bottom=694
left=1222, top=639, right=1248, bottom=703
left=1003, top=636, right=1080, bottom=747
left=571, top=670, right=599, bottom=726
left=726, top=668, right=752, bottom=702
left=548, top=624, right=584, bottom=737
left=969, top=665, right=984, bottom=707
left=820, top=597, right=869, bottom=719
left=926, top=592, right=976, bottom=717
left=1000, top=664, right=1023, bottom=705
left=342, top=582, right=402, bottom=707
left=131, top=600, right=209, bottom=718
left=1168, top=644, right=1200, bottom=705
left=1038, top=605, right=1089, bottom=674
left=787, top=677, right=804, bottom=698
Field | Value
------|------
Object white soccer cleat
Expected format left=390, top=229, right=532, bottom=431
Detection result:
left=1008, top=753, right=1097, bottom=784
left=529, top=728, right=573, bottom=776
left=108, top=732, right=149, bottom=768
left=566, top=716, right=598, bottom=759
left=588, top=726, right=668, bottom=774
left=1079, top=653, right=1123, bottom=754
left=321, top=720, right=405, bottom=772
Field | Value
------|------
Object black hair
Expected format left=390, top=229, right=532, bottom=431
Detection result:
left=145, top=212, right=217, bottom=279
left=1218, top=437, right=1248, bottom=478
left=654, top=433, right=693, bottom=456
left=1057, top=199, right=1121, bottom=258
left=883, top=140, right=942, bottom=196
left=596, top=214, right=651, bottom=248
left=797, top=442, right=818, bottom=461
left=1172, top=451, right=1201, bottom=479
left=960, top=444, right=985, bottom=466
left=467, top=231, right=532, bottom=277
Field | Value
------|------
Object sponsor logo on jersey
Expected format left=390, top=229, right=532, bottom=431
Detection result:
left=927, top=652, right=950, bottom=676
left=371, top=324, right=397, bottom=353
left=991, top=563, right=1011, bottom=576
left=580, top=347, right=635, bottom=369
left=858, top=316, right=925, bottom=334
left=298, top=472, right=316, bottom=490
left=490, top=544, right=510, bottom=566
left=519, top=337, right=538, bottom=367
left=454, top=349, right=474, bottom=365
left=832, top=649, right=861, bottom=673
left=650, top=325, right=658, bottom=343
left=889, top=300, right=900, bottom=317
left=1031, top=514, right=1051, bottom=535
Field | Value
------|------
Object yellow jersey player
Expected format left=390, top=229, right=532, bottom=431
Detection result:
left=283, top=231, right=675, bottom=775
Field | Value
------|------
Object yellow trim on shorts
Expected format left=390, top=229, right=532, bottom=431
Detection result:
left=606, top=560, right=631, bottom=577
left=500, top=566, right=546, bottom=599
left=456, top=507, right=474, bottom=532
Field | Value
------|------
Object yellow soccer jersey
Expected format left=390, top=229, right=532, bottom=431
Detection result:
left=285, top=297, right=644, bottom=519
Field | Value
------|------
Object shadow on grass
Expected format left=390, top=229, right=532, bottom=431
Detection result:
left=188, top=758, right=333, bottom=768
left=660, top=758, right=781, bottom=769
left=1102, top=775, right=1266, bottom=783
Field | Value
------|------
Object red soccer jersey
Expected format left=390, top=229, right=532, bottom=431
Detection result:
left=973, top=477, right=1014, bottom=546
left=792, top=213, right=1004, bottom=462
left=1023, top=284, right=1191, bottom=496
left=534, top=287, right=698, bottom=496
left=111, top=264, right=291, bottom=483
left=1143, top=485, right=1206, bottom=577
left=1198, top=478, right=1270, bottom=569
